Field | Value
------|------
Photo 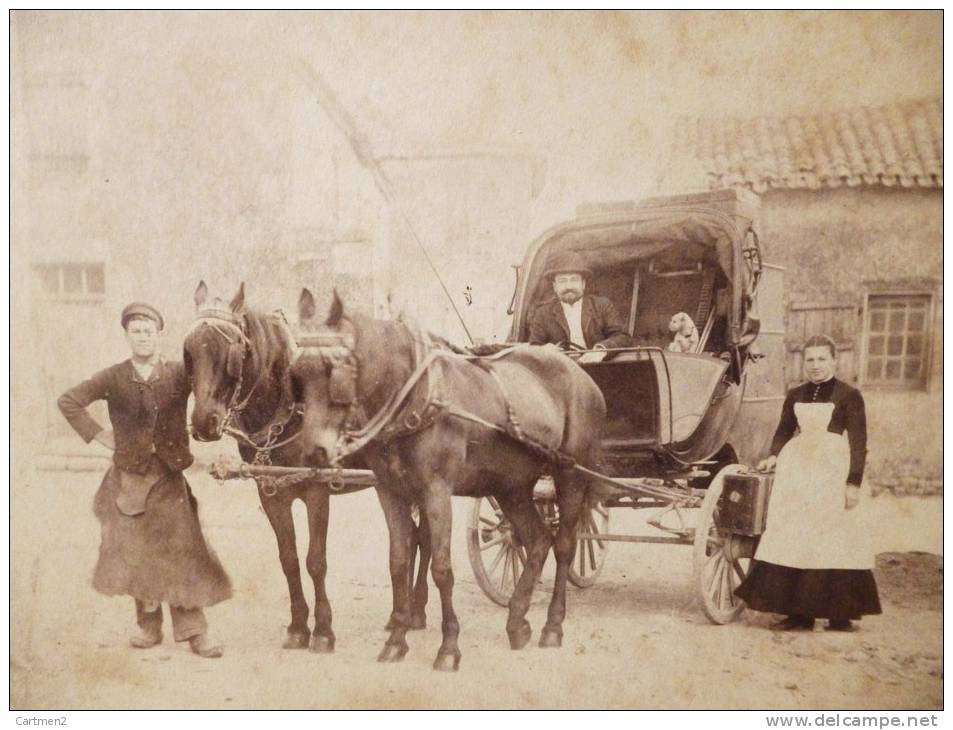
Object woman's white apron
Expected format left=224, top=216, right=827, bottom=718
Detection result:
left=755, top=402, right=873, bottom=570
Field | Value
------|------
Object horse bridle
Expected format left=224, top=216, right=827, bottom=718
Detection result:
left=188, top=307, right=260, bottom=432
left=295, top=326, right=452, bottom=465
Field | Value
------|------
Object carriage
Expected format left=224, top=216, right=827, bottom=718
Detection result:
left=465, top=187, right=787, bottom=623
left=209, top=187, right=786, bottom=628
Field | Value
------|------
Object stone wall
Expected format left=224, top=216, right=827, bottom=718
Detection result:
left=760, top=187, right=942, bottom=491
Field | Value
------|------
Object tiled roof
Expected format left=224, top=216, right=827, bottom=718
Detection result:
left=669, top=98, right=942, bottom=192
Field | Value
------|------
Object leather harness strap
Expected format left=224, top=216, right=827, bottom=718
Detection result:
left=189, top=309, right=301, bottom=462
left=296, top=321, right=576, bottom=470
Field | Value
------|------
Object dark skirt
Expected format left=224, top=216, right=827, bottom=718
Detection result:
left=92, top=465, right=232, bottom=609
left=734, top=560, right=882, bottom=620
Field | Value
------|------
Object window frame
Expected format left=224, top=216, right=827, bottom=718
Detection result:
left=859, top=290, right=935, bottom=391
left=34, top=262, right=106, bottom=303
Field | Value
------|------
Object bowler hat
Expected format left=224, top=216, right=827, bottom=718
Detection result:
left=544, top=250, right=592, bottom=279
left=121, top=302, right=164, bottom=331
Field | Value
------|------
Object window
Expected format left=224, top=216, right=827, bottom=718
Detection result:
left=35, top=263, right=105, bottom=299
left=863, top=294, right=932, bottom=389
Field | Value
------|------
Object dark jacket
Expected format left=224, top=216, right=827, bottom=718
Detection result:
left=58, top=359, right=194, bottom=475
left=528, top=295, right=631, bottom=349
left=769, top=377, right=868, bottom=486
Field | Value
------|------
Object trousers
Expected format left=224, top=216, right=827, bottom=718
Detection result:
left=135, top=599, right=207, bottom=642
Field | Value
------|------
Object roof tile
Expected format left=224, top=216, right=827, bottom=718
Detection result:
left=670, top=97, right=941, bottom=191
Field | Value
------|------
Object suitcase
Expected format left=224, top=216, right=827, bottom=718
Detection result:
left=718, top=472, right=773, bottom=535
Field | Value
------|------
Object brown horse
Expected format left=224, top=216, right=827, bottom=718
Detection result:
left=291, top=289, right=606, bottom=671
left=184, top=282, right=431, bottom=653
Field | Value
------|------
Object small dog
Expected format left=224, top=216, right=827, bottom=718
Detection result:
left=668, top=312, right=699, bottom=353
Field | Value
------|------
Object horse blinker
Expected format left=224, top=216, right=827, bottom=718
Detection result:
left=328, top=359, right=357, bottom=405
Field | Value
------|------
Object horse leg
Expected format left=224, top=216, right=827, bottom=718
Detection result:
left=541, top=471, right=588, bottom=648
left=376, top=487, right=415, bottom=663
left=260, top=490, right=310, bottom=649
left=421, top=485, right=460, bottom=671
left=383, top=506, right=427, bottom=631
left=496, top=490, right=553, bottom=650
left=303, top=487, right=335, bottom=653
left=410, top=509, right=431, bottom=630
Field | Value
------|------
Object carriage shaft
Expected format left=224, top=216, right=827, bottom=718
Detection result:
left=576, top=533, right=692, bottom=545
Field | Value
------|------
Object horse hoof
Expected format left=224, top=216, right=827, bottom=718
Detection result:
left=433, top=651, right=461, bottom=672
left=508, top=624, right=532, bottom=651
left=282, top=631, right=310, bottom=650
left=377, top=642, right=409, bottom=663
left=539, top=628, right=563, bottom=648
left=409, top=613, right=427, bottom=631
left=309, top=634, right=335, bottom=654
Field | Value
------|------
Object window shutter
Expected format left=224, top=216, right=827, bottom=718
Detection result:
left=785, top=302, right=860, bottom=387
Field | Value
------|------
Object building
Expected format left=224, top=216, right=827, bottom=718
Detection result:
left=11, top=15, right=542, bottom=463
left=663, top=98, right=942, bottom=493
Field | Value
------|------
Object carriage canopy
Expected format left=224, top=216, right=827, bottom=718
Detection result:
left=511, top=193, right=764, bottom=350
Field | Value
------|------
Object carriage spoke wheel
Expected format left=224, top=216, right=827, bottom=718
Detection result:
left=467, top=496, right=526, bottom=607
left=467, top=495, right=610, bottom=606
left=692, top=464, right=751, bottom=624
left=568, top=499, right=610, bottom=588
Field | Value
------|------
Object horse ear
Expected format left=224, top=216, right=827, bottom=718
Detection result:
left=298, top=288, right=317, bottom=322
left=327, top=289, right=344, bottom=327
left=230, top=282, right=246, bottom=312
left=194, top=280, right=208, bottom=308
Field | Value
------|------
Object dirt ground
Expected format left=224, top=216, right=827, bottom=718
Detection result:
left=11, top=464, right=943, bottom=710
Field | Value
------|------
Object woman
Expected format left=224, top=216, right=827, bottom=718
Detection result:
left=58, top=302, right=231, bottom=657
left=734, top=335, right=881, bottom=632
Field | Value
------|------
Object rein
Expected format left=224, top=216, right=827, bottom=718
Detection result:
left=189, top=308, right=298, bottom=462
left=295, top=321, right=567, bottom=469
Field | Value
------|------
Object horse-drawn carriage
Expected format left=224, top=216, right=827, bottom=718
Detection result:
left=197, top=187, right=785, bottom=668
left=465, top=187, right=787, bottom=623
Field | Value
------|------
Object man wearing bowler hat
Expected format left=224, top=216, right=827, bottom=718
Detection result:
left=529, top=250, right=631, bottom=358
left=58, top=302, right=231, bottom=658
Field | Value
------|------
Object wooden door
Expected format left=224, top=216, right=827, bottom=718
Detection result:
left=785, top=301, right=860, bottom=386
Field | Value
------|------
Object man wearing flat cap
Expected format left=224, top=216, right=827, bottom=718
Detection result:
left=529, top=250, right=631, bottom=358
left=58, top=302, right=231, bottom=658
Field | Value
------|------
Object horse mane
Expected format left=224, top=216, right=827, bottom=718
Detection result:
left=242, top=307, right=296, bottom=382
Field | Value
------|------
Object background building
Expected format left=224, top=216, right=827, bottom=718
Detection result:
left=12, top=12, right=941, bottom=495
left=664, top=98, right=943, bottom=491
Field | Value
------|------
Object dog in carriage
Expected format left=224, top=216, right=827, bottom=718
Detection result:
left=667, top=312, right=699, bottom=353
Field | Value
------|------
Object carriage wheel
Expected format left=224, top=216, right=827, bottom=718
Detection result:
left=692, top=464, right=752, bottom=624
left=467, top=496, right=527, bottom=607
left=467, top=496, right=609, bottom=606
left=568, top=499, right=610, bottom=588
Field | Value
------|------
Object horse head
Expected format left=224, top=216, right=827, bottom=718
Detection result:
left=184, top=280, right=251, bottom=441
left=291, top=288, right=360, bottom=466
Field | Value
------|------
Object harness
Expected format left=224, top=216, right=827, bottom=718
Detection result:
left=188, top=307, right=303, bottom=471
left=295, top=323, right=576, bottom=470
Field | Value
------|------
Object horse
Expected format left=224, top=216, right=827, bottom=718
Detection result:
left=290, top=288, right=607, bottom=671
left=184, top=281, right=431, bottom=653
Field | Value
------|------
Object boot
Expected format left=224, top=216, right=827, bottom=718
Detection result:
left=825, top=619, right=858, bottom=632
left=130, top=625, right=163, bottom=649
left=771, top=615, right=815, bottom=632
left=188, top=633, right=224, bottom=658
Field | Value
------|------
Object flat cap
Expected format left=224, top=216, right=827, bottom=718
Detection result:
left=121, top=302, right=164, bottom=331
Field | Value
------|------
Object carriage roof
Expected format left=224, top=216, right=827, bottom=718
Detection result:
left=510, top=190, right=765, bottom=347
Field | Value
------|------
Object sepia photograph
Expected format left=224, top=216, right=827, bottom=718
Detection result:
left=9, top=10, right=943, bottom=712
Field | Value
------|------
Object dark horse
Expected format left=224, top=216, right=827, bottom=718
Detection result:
left=290, top=289, right=606, bottom=671
left=184, top=282, right=431, bottom=652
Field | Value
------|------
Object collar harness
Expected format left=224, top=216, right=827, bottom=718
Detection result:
left=189, top=307, right=303, bottom=463
left=293, top=323, right=572, bottom=470
left=294, top=323, right=447, bottom=463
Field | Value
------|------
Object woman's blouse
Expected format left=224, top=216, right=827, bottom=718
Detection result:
left=769, top=377, right=868, bottom=486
